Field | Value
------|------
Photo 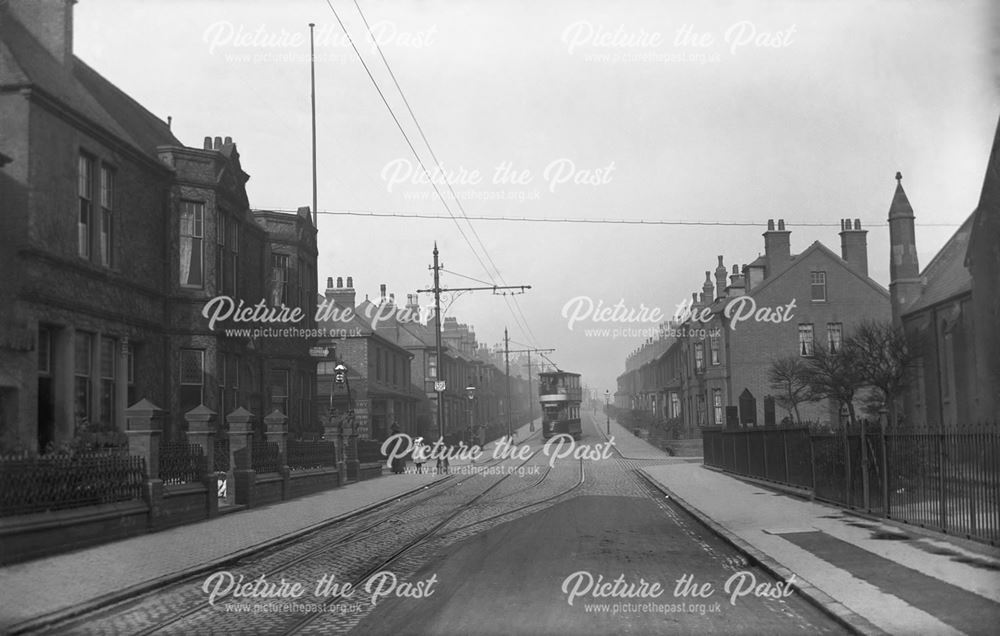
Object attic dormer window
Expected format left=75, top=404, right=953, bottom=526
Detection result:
left=810, top=271, right=827, bottom=302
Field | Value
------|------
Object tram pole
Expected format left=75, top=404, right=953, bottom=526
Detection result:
left=416, top=245, right=531, bottom=446
left=504, top=328, right=512, bottom=440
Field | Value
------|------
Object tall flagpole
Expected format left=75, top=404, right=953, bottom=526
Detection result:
left=309, top=23, right=318, bottom=227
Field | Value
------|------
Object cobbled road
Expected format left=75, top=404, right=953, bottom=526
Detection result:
left=44, top=416, right=846, bottom=635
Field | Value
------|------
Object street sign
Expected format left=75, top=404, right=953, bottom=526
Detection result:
left=308, top=347, right=329, bottom=357
left=434, top=380, right=446, bottom=392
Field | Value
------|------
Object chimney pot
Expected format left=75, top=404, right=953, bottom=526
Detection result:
left=767, top=219, right=775, bottom=231
left=326, top=277, right=333, bottom=289
left=346, top=276, right=353, bottom=288
left=224, top=136, right=232, bottom=145
left=204, top=136, right=212, bottom=150
left=336, top=276, right=343, bottom=288
left=380, top=284, right=386, bottom=298
left=777, top=219, right=785, bottom=231
left=214, top=136, right=223, bottom=149
left=840, top=216, right=869, bottom=277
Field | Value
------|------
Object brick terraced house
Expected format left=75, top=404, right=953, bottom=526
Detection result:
left=618, top=218, right=891, bottom=432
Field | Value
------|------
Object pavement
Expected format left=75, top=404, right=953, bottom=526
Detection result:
left=0, top=425, right=538, bottom=635
left=593, top=413, right=1000, bottom=636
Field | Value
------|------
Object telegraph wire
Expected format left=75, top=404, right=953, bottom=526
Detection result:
left=348, top=0, right=539, bottom=348
left=263, top=207, right=956, bottom=228
left=321, top=0, right=496, bottom=296
left=325, top=0, right=537, bottom=348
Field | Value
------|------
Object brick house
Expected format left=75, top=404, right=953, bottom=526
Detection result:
left=618, top=218, right=891, bottom=432
left=0, top=0, right=317, bottom=452
left=315, top=278, right=419, bottom=442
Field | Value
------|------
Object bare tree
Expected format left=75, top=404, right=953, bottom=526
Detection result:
left=845, top=319, right=916, bottom=429
left=767, top=356, right=811, bottom=424
left=803, top=340, right=865, bottom=429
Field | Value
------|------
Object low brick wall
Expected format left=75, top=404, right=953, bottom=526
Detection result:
left=4, top=460, right=379, bottom=565
left=253, top=472, right=285, bottom=507
left=287, top=468, right=340, bottom=499
left=358, top=462, right=383, bottom=481
left=0, top=500, right=150, bottom=565
left=154, top=482, right=211, bottom=531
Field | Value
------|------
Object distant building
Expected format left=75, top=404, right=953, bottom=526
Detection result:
left=891, top=116, right=1000, bottom=428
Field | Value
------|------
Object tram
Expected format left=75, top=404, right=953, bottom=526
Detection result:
left=538, top=370, right=583, bottom=440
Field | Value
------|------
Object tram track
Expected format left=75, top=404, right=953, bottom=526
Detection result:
left=33, top=429, right=562, bottom=636
left=34, top=450, right=516, bottom=636
left=279, top=446, right=552, bottom=635
left=51, top=445, right=544, bottom=635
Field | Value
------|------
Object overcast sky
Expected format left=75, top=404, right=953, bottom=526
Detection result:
left=75, top=0, right=999, bottom=394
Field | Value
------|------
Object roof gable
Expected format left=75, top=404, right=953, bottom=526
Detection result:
left=747, top=241, right=889, bottom=300
left=0, top=8, right=179, bottom=160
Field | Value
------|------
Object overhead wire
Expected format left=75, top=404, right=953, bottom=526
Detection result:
left=345, top=0, right=539, bottom=347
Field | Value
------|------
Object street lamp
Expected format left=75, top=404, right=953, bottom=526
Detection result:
left=334, top=362, right=347, bottom=469
left=604, top=389, right=610, bottom=436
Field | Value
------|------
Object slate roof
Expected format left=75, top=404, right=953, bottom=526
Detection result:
left=0, top=6, right=180, bottom=160
left=903, top=212, right=975, bottom=315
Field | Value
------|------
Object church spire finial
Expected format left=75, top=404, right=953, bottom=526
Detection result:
left=896, top=171, right=902, bottom=182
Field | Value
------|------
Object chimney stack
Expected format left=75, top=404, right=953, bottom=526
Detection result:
left=6, top=0, right=75, bottom=66
left=324, top=274, right=356, bottom=309
left=762, top=218, right=791, bottom=277
left=727, top=264, right=746, bottom=297
left=839, top=218, right=869, bottom=277
left=714, top=255, right=727, bottom=300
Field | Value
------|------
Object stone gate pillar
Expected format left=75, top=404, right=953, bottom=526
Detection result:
left=185, top=404, right=217, bottom=517
left=226, top=407, right=256, bottom=506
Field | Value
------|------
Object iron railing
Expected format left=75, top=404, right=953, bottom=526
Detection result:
left=0, top=451, right=146, bottom=517
left=287, top=440, right=336, bottom=470
left=702, top=423, right=1000, bottom=545
left=251, top=440, right=283, bottom=474
left=158, top=442, right=207, bottom=484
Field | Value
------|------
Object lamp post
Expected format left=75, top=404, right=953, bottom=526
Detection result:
left=466, top=384, right=476, bottom=447
left=334, top=363, right=347, bottom=470
left=605, top=389, right=610, bottom=436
